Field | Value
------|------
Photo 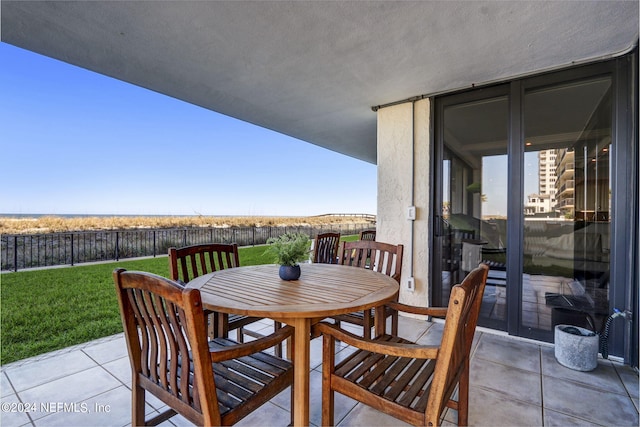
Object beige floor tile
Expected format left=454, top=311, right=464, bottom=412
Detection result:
left=18, top=366, right=121, bottom=421
left=1, top=372, right=14, bottom=398
left=615, top=363, right=640, bottom=399
left=446, top=385, right=542, bottom=426
left=0, top=392, right=32, bottom=427
left=81, top=334, right=127, bottom=365
left=541, top=347, right=626, bottom=394
left=269, top=367, right=358, bottom=427
left=158, top=414, right=188, bottom=427
left=395, top=314, right=433, bottom=342
left=470, top=358, right=542, bottom=405
left=241, top=319, right=278, bottom=335
left=101, top=356, right=132, bottom=386
left=3, top=318, right=637, bottom=427
left=337, top=403, right=412, bottom=427
left=4, top=351, right=97, bottom=392
left=415, top=321, right=444, bottom=345
left=234, top=401, right=291, bottom=427
left=543, top=375, right=639, bottom=426
left=473, top=333, right=541, bottom=373
left=33, top=386, right=131, bottom=427
left=309, top=335, right=325, bottom=370
left=544, top=407, right=608, bottom=426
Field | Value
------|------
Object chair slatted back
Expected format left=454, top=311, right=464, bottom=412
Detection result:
left=312, top=232, right=341, bottom=264
left=337, top=240, right=403, bottom=282
left=426, top=264, right=489, bottom=422
left=359, top=229, right=376, bottom=241
left=113, top=269, right=220, bottom=425
left=169, top=243, right=240, bottom=283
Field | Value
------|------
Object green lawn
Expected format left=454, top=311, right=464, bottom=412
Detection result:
left=0, top=236, right=359, bottom=365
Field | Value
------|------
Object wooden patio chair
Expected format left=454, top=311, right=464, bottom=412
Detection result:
left=168, top=243, right=282, bottom=356
left=312, top=232, right=341, bottom=264
left=113, top=269, right=294, bottom=426
left=359, top=229, right=376, bottom=241
left=331, top=240, right=403, bottom=339
left=314, top=264, right=489, bottom=427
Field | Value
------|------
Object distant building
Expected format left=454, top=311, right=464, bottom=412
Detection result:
left=524, top=149, right=557, bottom=215
left=555, top=149, right=575, bottom=218
left=539, top=149, right=557, bottom=199
left=524, top=193, right=553, bottom=215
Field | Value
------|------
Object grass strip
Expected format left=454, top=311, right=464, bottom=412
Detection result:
left=1, top=236, right=358, bottom=364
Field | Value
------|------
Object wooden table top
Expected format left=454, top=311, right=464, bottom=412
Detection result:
left=186, top=263, right=399, bottom=319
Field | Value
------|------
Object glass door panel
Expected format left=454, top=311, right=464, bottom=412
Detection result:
left=439, top=95, right=508, bottom=330
left=522, top=77, right=612, bottom=338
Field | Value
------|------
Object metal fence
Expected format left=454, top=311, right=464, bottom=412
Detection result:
left=0, top=223, right=375, bottom=272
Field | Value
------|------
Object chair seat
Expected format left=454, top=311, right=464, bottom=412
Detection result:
left=333, top=306, right=395, bottom=324
left=332, top=306, right=396, bottom=337
left=207, top=337, right=293, bottom=417
left=175, top=336, right=293, bottom=420
left=333, top=310, right=365, bottom=322
left=228, top=314, right=262, bottom=329
left=333, top=334, right=436, bottom=414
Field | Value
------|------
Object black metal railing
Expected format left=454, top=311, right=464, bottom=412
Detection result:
left=1, top=223, right=374, bottom=271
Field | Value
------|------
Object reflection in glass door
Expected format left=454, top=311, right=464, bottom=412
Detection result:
left=438, top=93, right=508, bottom=330
left=435, top=58, right=632, bottom=357
left=522, top=78, right=612, bottom=338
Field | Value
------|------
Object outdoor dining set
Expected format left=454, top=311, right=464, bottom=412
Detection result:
left=113, top=230, right=489, bottom=426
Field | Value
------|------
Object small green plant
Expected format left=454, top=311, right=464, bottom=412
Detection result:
left=265, top=232, right=311, bottom=266
left=466, top=182, right=481, bottom=193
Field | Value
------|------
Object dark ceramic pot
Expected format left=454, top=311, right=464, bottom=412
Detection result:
left=279, top=265, right=301, bottom=281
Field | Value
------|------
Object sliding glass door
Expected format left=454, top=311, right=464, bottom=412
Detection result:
left=434, top=56, right=635, bottom=358
left=521, top=77, right=612, bottom=339
left=435, top=86, right=509, bottom=331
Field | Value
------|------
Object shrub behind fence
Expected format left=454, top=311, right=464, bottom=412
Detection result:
left=1, top=223, right=374, bottom=271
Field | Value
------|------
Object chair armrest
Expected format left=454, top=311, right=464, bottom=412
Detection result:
left=386, top=301, right=448, bottom=318
left=209, top=325, right=294, bottom=362
left=314, top=322, right=439, bottom=359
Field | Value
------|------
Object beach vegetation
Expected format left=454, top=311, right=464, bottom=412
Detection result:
left=0, top=214, right=374, bottom=234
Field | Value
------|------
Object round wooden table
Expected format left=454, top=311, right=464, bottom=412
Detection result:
left=187, top=263, right=399, bottom=426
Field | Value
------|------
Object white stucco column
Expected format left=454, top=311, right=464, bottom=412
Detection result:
left=377, top=99, right=431, bottom=308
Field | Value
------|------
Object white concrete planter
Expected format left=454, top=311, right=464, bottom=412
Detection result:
left=554, top=324, right=599, bottom=371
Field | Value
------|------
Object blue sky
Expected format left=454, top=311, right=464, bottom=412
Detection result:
left=0, top=43, right=377, bottom=216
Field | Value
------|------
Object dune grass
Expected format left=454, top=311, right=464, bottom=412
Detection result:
left=0, top=237, right=359, bottom=365
left=0, top=214, right=374, bottom=234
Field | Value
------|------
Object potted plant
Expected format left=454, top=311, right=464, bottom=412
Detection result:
left=265, top=232, right=311, bottom=280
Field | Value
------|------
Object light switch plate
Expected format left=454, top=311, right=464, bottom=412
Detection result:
left=407, top=206, right=416, bottom=220
left=406, top=277, right=415, bottom=292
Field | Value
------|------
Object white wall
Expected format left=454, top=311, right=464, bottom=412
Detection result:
left=377, top=99, right=432, bottom=309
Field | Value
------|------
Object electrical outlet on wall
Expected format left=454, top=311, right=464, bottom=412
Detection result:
left=406, top=277, right=415, bottom=292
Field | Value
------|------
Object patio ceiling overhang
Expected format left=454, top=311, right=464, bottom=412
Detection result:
left=1, top=1, right=638, bottom=164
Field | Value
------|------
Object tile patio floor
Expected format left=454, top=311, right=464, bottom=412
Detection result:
left=1, top=316, right=638, bottom=427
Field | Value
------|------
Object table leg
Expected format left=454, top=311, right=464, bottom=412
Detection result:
left=291, top=317, right=311, bottom=427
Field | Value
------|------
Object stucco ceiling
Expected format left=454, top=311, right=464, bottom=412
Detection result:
left=2, top=1, right=638, bottom=164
